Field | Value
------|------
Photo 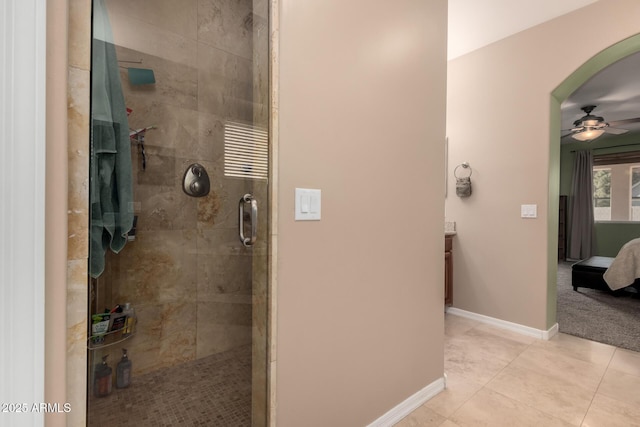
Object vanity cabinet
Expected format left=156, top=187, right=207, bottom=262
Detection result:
left=445, top=235, right=453, bottom=306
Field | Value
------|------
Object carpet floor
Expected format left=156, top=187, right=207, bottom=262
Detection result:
left=557, top=261, right=640, bottom=352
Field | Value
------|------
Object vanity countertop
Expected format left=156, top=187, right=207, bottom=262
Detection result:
left=445, top=221, right=456, bottom=236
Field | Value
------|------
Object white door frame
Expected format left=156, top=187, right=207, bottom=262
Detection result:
left=0, top=0, right=47, bottom=425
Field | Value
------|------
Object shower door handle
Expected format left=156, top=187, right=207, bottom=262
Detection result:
left=239, top=194, right=258, bottom=247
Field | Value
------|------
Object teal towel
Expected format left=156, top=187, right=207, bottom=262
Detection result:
left=90, top=0, right=134, bottom=278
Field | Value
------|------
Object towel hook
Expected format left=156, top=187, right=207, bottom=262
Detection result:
left=454, top=162, right=472, bottom=179
left=454, top=162, right=473, bottom=198
left=129, top=126, right=156, bottom=171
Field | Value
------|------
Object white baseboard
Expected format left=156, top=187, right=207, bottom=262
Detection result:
left=367, top=309, right=557, bottom=426
left=543, top=322, right=559, bottom=340
left=367, top=377, right=445, bottom=427
left=446, top=307, right=559, bottom=340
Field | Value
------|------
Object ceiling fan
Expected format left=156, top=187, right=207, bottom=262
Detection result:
left=563, top=105, right=640, bottom=141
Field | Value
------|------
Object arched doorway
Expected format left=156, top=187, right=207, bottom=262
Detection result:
left=547, top=33, right=640, bottom=330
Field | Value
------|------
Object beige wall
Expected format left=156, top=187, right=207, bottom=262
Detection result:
left=276, top=0, right=447, bottom=425
left=445, top=0, right=640, bottom=330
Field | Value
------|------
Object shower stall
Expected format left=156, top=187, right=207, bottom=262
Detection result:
left=86, top=1, right=270, bottom=425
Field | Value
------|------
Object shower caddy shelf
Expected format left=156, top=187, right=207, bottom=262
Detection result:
left=87, top=320, right=136, bottom=350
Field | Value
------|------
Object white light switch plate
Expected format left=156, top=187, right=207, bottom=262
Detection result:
left=521, top=204, right=537, bottom=218
left=295, top=188, right=321, bottom=220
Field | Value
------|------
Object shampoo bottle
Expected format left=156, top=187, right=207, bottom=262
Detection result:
left=94, top=355, right=112, bottom=397
left=116, top=349, right=132, bottom=388
left=122, top=303, right=135, bottom=337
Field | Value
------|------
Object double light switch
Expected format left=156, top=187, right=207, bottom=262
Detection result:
left=295, top=188, right=321, bottom=220
left=521, top=204, right=538, bottom=218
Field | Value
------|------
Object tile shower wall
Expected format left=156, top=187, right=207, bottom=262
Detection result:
left=67, top=0, right=93, bottom=424
left=91, top=0, right=261, bottom=377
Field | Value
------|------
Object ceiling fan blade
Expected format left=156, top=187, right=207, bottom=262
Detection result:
left=604, top=127, right=629, bottom=135
left=607, top=117, right=640, bottom=127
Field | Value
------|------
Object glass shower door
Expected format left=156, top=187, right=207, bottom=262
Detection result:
left=87, top=0, right=269, bottom=425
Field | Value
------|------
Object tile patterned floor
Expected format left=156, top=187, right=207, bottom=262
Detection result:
left=397, top=313, right=640, bottom=427
left=86, top=315, right=640, bottom=426
left=87, top=345, right=251, bottom=427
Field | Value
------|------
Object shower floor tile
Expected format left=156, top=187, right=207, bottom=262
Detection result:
left=88, top=345, right=251, bottom=427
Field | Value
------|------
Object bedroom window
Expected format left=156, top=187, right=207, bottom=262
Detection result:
left=593, top=167, right=611, bottom=221
left=592, top=154, right=640, bottom=222
left=632, top=166, right=640, bottom=221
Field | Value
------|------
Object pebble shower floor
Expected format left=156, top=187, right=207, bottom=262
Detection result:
left=87, top=345, right=252, bottom=426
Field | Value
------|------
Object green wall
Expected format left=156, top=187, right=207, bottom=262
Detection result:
left=594, top=222, right=640, bottom=256
left=559, top=133, right=640, bottom=256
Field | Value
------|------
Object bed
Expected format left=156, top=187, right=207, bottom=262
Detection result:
left=572, top=238, right=640, bottom=292
left=603, top=237, right=640, bottom=291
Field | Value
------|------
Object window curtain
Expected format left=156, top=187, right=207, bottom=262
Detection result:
left=568, top=150, right=595, bottom=260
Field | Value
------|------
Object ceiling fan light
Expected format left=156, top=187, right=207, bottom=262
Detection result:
left=571, top=128, right=605, bottom=141
left=582, top=119, right=602, bottom=127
